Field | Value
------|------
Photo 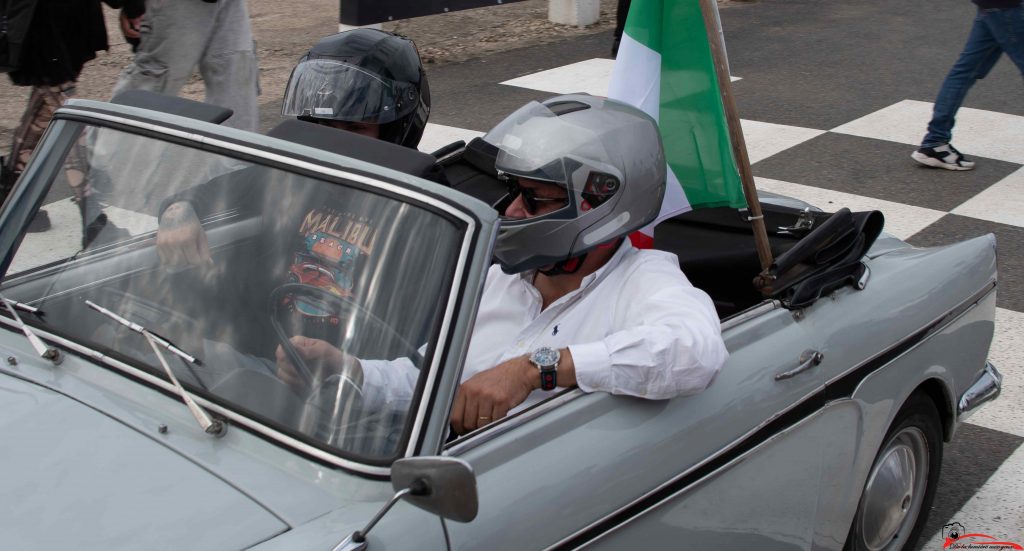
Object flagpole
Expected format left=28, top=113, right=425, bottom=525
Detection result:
left=698, top=0, right=774, bottom=276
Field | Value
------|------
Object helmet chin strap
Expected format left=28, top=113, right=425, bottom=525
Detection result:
left=538, top=252, right=588, bottom=277
left=536, top=237, right=623, bottom=277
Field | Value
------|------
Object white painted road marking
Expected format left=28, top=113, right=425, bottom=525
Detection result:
left=741, top=120, right=826, bottom=164
left=831, top=99, right=1024, bottom=164
left=753, top=177, right=947, bottom=241
left=418, top=123, right=485, bottom=155
left=951, top=167, right=1024, bottom=228
left=9, top=198, right=157, bottom=275
left=500, top=57, right=741, bottom=97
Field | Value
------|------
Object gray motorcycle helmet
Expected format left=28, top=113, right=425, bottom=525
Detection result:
left=488, top=94, right=666, bottom=274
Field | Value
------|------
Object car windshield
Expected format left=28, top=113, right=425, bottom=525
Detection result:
left=0, top=121, right=463, bottom=465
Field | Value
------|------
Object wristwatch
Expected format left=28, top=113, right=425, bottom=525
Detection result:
left=530, top=347, right=560, bottom=391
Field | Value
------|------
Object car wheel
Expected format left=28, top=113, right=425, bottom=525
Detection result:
left=845, top=393, right=943, bottom=551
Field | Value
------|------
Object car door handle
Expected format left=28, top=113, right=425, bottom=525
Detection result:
left=775, top=350, right=823, bottom=381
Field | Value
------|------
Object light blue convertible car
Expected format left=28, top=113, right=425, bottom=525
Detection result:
left=0, top=96, right=1000, bottom=551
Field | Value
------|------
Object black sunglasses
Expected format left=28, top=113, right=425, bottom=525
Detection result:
left=504, top=176, right=568, bottom=214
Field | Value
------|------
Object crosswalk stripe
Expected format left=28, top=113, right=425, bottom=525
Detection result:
left=10, top=198, right=157, bottom=275
left=418, top=123, right=485, bottom=155
left=500, top=58, right=618, bottom=97
left=753, top=177, right=946, bottom=241
left=831, top=99, right=1024, bottom=164
left=950, top=167, right=1024, bottom=228
left=500, top=57, right=741, bottom=98
left=740, top=120, right=825, bottom=164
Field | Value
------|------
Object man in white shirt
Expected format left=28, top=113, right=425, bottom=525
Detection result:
left=279, top=94, right=728, bottom=435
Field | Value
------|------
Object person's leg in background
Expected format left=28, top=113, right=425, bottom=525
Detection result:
left=112, top=0, right=219, bottom=101
left=198, top=0, right=259, bottom=132
left=914, top=10, right=1003, bottom=170
left=984, top=6, right=1024, bottom=74
left=1, top=83, right=76, bottom=229
left=612, top=0, right=631, bottom=57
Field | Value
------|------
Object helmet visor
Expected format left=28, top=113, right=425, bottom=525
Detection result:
left=486, top=101, right=608, bottom=185
left=281, top=58, right=418, bottom=124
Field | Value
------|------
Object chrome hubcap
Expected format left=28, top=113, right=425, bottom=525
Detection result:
left=859, top=427, right=929, bottom=551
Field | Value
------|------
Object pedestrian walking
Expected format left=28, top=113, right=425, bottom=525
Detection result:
left=112, top=0, right=260, bottom=132
left=1, top=0, right=141, bottom=224
left=612, top=0, right=631, bottom=56
left=912, top=0, right=1024, bottom=171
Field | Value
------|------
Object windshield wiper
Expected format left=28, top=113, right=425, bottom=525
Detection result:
left=0, top=296, right=61, bottom=364
left=85, top=299, right=225, bottom=437
left=85, top=300, right=201, bottom=365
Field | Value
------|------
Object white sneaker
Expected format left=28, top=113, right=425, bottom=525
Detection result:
left=911, top=143, right=976, bottom=171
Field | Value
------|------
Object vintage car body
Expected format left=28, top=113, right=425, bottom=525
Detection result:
left=0, top=98, right=1000, bottom=551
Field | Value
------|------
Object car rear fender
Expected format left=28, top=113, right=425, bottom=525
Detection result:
left=808, top=234, right=997, bottom=549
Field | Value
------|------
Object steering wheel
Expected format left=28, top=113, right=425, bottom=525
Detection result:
left=268, top=283, right=425, bottom=392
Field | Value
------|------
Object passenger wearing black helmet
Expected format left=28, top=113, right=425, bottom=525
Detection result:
left=278, top=94, right=729, bottom=435
left=155, top=29, right=441, bottom=269
left=280, top=28, right=430, bottom=149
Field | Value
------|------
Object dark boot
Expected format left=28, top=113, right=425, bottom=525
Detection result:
left=0, top=156, right=17, bottom=205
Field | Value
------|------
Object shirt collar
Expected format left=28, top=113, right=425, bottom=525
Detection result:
left=580, top=238, right=634, bottom=288
left=517, top=238, right=635, bottom=290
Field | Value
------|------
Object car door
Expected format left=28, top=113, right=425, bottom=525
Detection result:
left=440, top=300, right=827, bottom=550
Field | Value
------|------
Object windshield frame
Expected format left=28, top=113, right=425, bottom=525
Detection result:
left=0, top=104, right=493, bottom=477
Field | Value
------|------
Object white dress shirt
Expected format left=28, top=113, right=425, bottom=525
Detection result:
left=361, top=240, right=728, bottom=414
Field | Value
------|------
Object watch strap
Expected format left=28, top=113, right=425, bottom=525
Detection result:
left=539, top=363, right=557, bottom=391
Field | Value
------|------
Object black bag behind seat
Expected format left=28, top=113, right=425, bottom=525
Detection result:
left=436, top=137, right=506, bottom=208
left=654, top=204, right=883, bottom=318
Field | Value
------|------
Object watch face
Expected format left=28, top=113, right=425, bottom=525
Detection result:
left=532, top=347, right=560, bottom=368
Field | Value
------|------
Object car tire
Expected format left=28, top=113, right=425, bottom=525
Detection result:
left=844, top=393, right=943, bottom=551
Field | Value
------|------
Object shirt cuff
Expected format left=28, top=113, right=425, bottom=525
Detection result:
left=358, top=359, right=393, bottom=409
left=568, top=341, right=612, bottom=393
left=359, top=359, right=387, bottom=388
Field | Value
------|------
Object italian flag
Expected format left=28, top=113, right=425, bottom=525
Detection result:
left=610, top=0, right=748, bottom=243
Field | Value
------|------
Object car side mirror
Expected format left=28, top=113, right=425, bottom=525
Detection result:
left=391, top=456, right=478, bottom=523
left=335, top=457, right=478, bottom=551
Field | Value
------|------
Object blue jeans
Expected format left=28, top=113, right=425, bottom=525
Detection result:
left=922, top=7, right=1024, bottom=147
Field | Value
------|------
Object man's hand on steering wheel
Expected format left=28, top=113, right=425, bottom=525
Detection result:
left=157, top=201, right=211, bottom=270
left=275, top=335, right=362, bottom=393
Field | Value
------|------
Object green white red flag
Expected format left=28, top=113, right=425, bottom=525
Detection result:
left=609, top=0, right=747, bottom=236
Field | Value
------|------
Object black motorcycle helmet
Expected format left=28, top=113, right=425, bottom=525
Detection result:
left=281, top=29, right=430, bottom=149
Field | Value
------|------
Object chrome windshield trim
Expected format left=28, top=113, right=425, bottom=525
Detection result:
left=404, top=204, right=475, bottom=459
left=19, top=109, right=487, bottom=475
left=56, top=109, right=474, bottom=219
